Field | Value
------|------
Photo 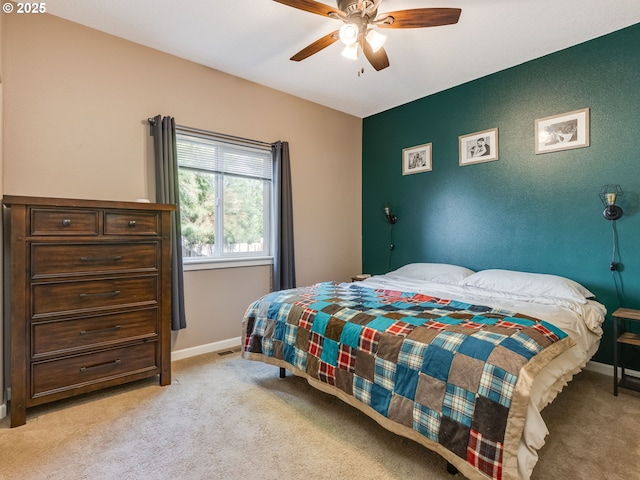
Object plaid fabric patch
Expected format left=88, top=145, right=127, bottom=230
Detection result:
left=291, top=345, right=307, bottom=371
left=510, top=331, right=544, bottom=356
left=443, top=384, right=476, bottom=428
left=318, top=361, right=337, bottom=385
left=431, top=331, right=467, bottom=353
left=398, top=339, right=428, bottom=370
left=471, top=330, right=508, bottom=345
left=374, top=357, right=396, bottom=391
left=495, top=320, right=523, bottom=330
left=460, top=321, right=485, bottom=330
left=261, top=336, right=274, bottom=357
left=478, top=365, right=517, bottom=408
left=308, top=331, right=324, bottom=358
left=424, top=321, right=449, bottom=330
left=353, top=375, right=373, bottom=406
left=414, top=402, right=441, bottom=443
left=273, top=303, right=295, bottom=323
left=285, top=324, right=297, bottom=346
left=298, top=308, right=316, bottom=330
left=533, top=322, right=561, bottom=341
left=332, top=307, right=366, bottom=323
left=386, top=320, right=414, bottom=336
left=293, top=297, right=317, bottom=309
left=337, top=344, right=357, bottom=372
left=359, top=326, right=381, bottom=354
left=467, top=430, right=503, bottom=480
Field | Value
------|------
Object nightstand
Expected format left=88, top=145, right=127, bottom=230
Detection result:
left=351, top=274, right=371, bottom=282
left=612, top=308, right=640, bottom=396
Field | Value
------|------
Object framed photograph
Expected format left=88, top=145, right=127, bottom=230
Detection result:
left=402, top=143, right=432, bottom=175
left=535, top=107, right=590, bottom=154
left=459, top=128, right=499, bottom=166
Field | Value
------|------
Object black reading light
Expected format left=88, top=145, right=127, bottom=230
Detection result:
left=383, top=203, right=397, bottom=224
left=599, top=184, right=623, bottom=220
left=382, top=203, right=397, bottom=272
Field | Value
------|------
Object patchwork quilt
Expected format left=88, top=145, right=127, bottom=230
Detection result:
left=242, top=282, right=575, bottom=480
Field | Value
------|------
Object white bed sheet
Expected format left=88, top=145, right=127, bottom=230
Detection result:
left=358, top=274, right=606, bottom=480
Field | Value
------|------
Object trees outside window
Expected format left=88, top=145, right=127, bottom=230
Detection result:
left=176, top=131, right=272, bottom=262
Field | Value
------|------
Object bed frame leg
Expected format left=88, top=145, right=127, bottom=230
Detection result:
left=446, top=462, right=459, bottom=475
left=279, top=367, right=286, bottom=378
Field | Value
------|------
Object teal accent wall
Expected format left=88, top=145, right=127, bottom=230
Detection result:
left=362, top=23, right=640, bottom=366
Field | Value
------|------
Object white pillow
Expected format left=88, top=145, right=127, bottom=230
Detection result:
left=389, top=263, right=475, bottom=285
left=461, top=269, right=595, bottom=303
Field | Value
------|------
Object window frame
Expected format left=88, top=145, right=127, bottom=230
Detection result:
left=176, top=126, right=274, bottom=270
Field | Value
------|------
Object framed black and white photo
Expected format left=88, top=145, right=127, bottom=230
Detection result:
left=535, top=108, right=590, bottom=154
left=459, top=128, right=499, bottom=166
left=402, top=143, right=432, bottom=175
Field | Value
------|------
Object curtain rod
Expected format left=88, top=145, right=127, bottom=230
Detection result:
left=147, top=117, right=273, bottom=149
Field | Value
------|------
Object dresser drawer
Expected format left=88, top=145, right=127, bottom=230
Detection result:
left=31, top=243, right=159, bottom=278
left=32, top=276, right=157, bottom=317
left=31, top=208, right=99, bottom=236
left=104, top=211, right=160, bottom=235
left=31, top=342, right=158, bottom=398
left=32, top=309, right=158, bottom=357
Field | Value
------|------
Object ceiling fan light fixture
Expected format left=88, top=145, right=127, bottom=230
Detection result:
left=365, top=28, right=386, bottom=53
left=341, top=42, right=359, bottom=60
left=339, top=23, right=359, bottom=46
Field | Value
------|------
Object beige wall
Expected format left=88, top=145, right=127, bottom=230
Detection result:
left=2, top=13, right=362, bottom=365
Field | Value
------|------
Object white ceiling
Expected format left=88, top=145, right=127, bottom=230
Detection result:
left=46, top=0, right=640, bottom=118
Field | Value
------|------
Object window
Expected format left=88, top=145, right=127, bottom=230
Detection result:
left=176, top=128, right=273, bottom=267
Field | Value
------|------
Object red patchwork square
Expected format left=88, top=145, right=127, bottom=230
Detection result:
left=533, top=323, right=560, bottom=341
left=425, top=321, right=448, bottom=330
left=467, top=429, right=503, bottom=480
left=359, top=327, right=381, bottom=354
left=299, top=308, right=317, bottom=330
left=337, top=344, right=357, bottom=372
left=495, top=320, right=521, bottom=330
left=386, top=321, right=414, bottom=336
left=318, top=361, right=336, bottom=385
left=308, top=331, right=324, bottom=358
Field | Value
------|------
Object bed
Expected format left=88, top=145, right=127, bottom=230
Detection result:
left=241, top=264, right=606, bottom=480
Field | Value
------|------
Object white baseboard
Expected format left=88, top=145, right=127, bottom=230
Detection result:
left=171, top=336, right=241, bottom=362
left=0, top=402, right=5, bottom=420
left=585, top=360, right=640, bottom=378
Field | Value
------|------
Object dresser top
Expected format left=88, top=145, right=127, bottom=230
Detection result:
left=2, top=195, right=176, bottom=211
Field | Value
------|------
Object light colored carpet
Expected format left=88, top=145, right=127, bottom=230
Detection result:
left=1, top=350, right=639, bottom=480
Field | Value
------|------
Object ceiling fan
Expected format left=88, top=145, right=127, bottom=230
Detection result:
left=274, top=0, right=462, bottom=71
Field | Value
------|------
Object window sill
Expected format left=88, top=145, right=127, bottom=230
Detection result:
left=183, top=257, right=273, bottom=272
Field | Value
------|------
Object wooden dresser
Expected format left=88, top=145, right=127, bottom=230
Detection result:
left=3, top=196, right=176, bottom=427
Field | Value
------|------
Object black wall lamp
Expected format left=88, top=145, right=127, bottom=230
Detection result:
left=599, top=184, right=623, bottom=220
left=383, top=203, right=398, bottom=224
left=383, top=203, right=397, bottom=272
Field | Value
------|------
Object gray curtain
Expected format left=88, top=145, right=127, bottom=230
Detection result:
left=272, top=141, right=296, bottom=291
left=151, top=115, right=187, bottom=330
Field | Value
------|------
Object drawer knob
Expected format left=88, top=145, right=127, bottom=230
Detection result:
left=62, top=219, right=71, bottom=226
left=128, top=220, right=136, bottom=227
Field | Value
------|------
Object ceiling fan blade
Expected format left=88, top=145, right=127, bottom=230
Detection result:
left=362, top=40, right=390, bottom=71
left=290, top=30, right=340, bottom=61
left=273, top=0, right=341, bottom=18
left=376, top=8, right=462, bottom=28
